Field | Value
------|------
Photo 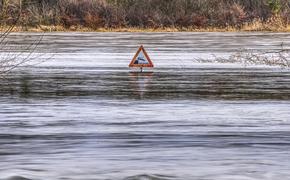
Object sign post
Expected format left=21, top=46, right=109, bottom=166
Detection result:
left=129, top=45, right=154, bottom=72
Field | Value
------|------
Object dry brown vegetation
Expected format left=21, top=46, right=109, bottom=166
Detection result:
left=0, top=0, right=290, bottom=31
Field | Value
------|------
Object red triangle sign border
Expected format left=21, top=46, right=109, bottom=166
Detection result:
left=129, top=45, right=154, bottom=68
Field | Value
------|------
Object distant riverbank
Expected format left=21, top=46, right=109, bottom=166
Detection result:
left=6, top=24, right=290, bottom=33
left=1, top=0, right=290, bottom=33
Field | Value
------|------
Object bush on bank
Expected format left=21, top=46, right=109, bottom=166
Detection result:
left=0, top=0, right=289, bottom=31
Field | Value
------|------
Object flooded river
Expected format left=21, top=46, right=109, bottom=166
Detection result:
left=0, top=32, right=290, bottom=180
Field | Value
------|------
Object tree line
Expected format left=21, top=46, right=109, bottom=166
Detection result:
left=0, top=0, right=289, bottom=30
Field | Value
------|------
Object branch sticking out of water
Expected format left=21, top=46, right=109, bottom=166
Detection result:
left=195, top=45, right=290, bottom=68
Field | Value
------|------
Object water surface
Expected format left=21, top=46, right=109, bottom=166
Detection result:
left=0, top=32, right=290, bottom=180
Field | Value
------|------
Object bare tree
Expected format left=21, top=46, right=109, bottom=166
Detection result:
left=0, top=0, right=44, bottom=78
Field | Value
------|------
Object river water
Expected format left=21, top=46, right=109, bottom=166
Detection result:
left=0, top=32, right=290, bottom=180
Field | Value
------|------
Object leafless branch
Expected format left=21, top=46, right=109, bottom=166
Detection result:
left=0, top=2, right=50, bottom=78
left=194, top=44, right=290, bottom=68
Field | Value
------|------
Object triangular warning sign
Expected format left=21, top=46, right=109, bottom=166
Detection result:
left=129, top=45, right=154, bottom=68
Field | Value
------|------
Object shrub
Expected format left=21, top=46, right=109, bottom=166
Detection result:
left=1, top=0, right=289, bottom=30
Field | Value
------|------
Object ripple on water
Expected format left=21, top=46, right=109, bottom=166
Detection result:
left=4, top=176, right=32, bottom=180
left=123, top=174, right=177, bottom=180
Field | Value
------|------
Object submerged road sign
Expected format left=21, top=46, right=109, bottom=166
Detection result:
left=129, top=45, right=154, bottom=68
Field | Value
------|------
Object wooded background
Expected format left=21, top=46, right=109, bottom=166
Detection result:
left=0, top=0, right=289, bottom=30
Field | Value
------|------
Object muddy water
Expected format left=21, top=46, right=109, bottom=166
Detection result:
left=0, top=32, right=290, bottom=180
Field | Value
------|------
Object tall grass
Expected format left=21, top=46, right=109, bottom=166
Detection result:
left=1, top=0, right=290, bottom=31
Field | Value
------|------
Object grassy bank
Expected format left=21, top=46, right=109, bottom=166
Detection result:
left=1, top=0, right=290, bottom=32
left=7, top=24, right=290, bottom=33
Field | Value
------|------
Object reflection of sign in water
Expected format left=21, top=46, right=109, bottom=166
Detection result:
left=129, top=72, right=153, bottom=98
left=129, top=45, right=154, bottom=68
